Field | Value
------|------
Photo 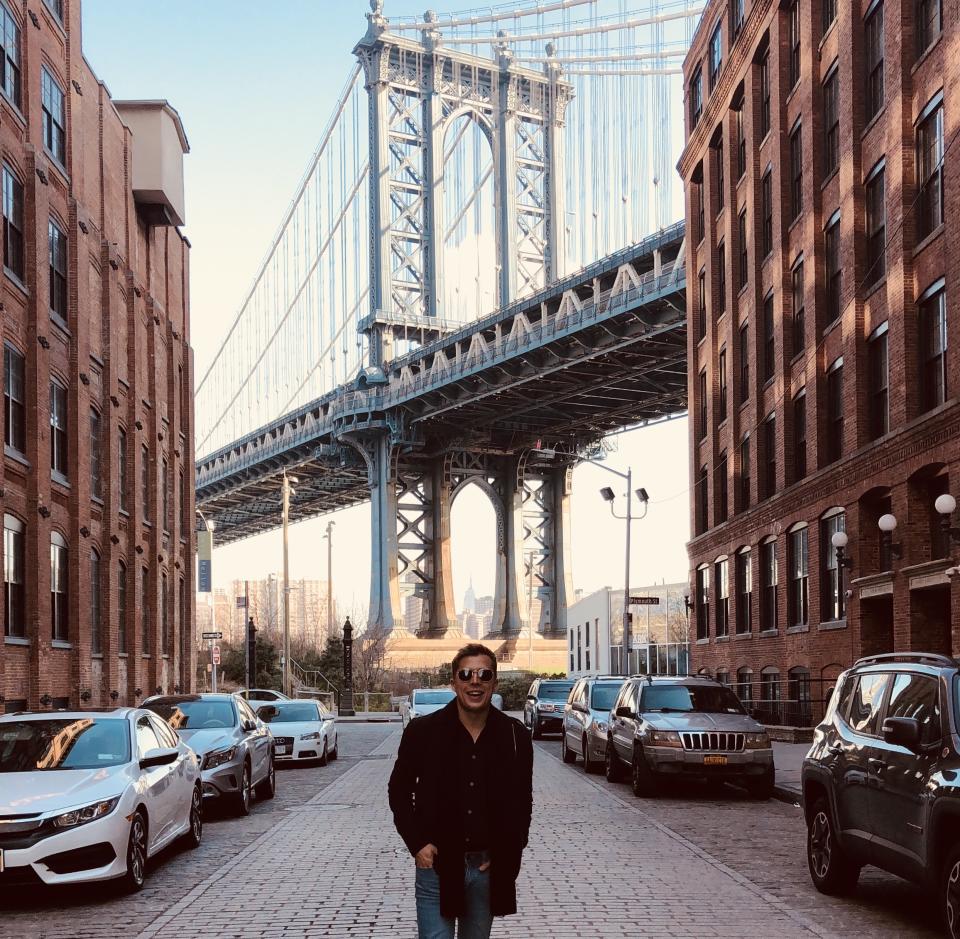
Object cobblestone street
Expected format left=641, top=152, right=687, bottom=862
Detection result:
left=0, top=723, right=939, bottom=938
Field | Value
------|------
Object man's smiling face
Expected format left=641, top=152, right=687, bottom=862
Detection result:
left=451, top=654, right=498, bottom=714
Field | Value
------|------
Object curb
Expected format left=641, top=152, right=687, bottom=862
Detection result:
left=773, top=784, right=801, bottom=806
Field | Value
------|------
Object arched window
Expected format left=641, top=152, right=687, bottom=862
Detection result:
left=820, top=508, right=846, bottom=622
left=714, top=556, right=729, bottom=637
left=696, top=564, right=710, bottom=640
left=90, top=408, right=102, bottom=500
left=736, top=667, right=754, bottom=708
left=760, top=666, right=781, bottom=724
left=788, top=666, right=812, bottom=726
left=735, top=547, right=752, bottom=634
left=161, top=573, right=169, bottom=654
left=3, top=513, right=24, bottom=638
left=118, top=561, right=128, bottom=655
left=760, top=536, right=778, bottom=631
left=50, top=532, right=68, bottom=641
left=90, top=549, right=102, bottom=654
left=787, top=522, right=809, bottom=628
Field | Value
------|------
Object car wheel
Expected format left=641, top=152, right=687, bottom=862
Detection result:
left=582, top=736, right=600, bottom=775
left=941, top=844, right=960, bottom=938
left=255, top=756, right=276, bottom=800
left=631, top=745, right=658, bottom=797
left=806, top=797, right=860, bottom=895
left=531, top=719, right=542, bottom=740
left=233, top=761, right=253, bottom=817
left=745, top=766, right=775, bottom=800
left=319, top=739, right=329, bottom=767
left=561, top=733, right=576, bottom=764
left=182, top=785, right=203, bottom=848
left=328, top=735, right=338, bottom=761
left=120, top=811, right=148, bottom=893
left=605, top=741, right=623, bottom=782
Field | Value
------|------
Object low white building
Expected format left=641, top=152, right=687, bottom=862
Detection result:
left=566, top=583, right=690, bottom=679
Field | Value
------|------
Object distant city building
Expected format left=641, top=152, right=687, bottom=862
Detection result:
left=463, top=578, right=477, bottom=614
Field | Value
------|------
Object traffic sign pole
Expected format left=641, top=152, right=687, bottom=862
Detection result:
left=210, top=593, right=218, bottom=693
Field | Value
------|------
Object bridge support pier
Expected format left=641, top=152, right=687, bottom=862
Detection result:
left=367, top=435, right=403, bottom=634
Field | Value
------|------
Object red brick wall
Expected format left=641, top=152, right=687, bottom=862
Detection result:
left=0, top=0, right=195, bottom=711
left=679, top=0, right=960, bottom=689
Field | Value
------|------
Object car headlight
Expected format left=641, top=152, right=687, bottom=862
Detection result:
left=202, top=746, right=237, bottom=770
left=593, top=720, right=607, bottom=734
left=52, top=796, right=121, bottom=829
left=744, top=732, right=771, bottom=749
left=647, top=730, right=683, bottom=748
left=300, top=732, right=321, bottom=741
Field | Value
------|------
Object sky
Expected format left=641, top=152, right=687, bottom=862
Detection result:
left=80, top=1, right=692, bottom=618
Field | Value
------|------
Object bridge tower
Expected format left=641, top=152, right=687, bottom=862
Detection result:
left=349, top=2, right=575, bottom=641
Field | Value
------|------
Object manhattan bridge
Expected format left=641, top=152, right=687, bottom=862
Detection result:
left=195, top=0, right=696, bottom=644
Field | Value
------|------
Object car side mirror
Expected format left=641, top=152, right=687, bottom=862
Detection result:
left=615, top=705, right=634, bottom=719
left=242, top=719, right=257, bottom=732
left=882, top=716, right=920, bottom=751
left=140, top=747, right=178, bottom=769
left=257, top=705, right=278, bottom=720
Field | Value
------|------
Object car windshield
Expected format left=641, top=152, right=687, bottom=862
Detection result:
left=591, top=683, right=623, bottom=711
left=0, top=718, right=130, bottom=772
left=539, top=682, right=574, bottom=701
left=260, top=702, right=320, bottom=723
left=640, top=684, right=746, bottom=715
left=147, top=700, right=237, bottom=730
left=413, top=690, right=455, bottom=706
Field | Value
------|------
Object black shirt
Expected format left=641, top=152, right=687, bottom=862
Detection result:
left=457, top=718, right=492, bottom=851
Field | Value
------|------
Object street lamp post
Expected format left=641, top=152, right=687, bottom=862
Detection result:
left=324, top=520, right=336, bottom=645
left=282, top=471, right=298, bottom=697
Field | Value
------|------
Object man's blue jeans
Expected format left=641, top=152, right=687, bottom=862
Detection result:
left=415, top=852, right=493, bottom=939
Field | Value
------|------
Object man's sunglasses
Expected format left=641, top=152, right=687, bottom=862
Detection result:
left=456, top=667, right=496, bottom=683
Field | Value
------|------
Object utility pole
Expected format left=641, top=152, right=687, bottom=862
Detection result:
left=623, top=466, right=632, bottom=676
left=244, top=579, right=250, bottom=688
left=324, top=520, right=335, bottom=645
left=282, top=471, right=297, bottom=696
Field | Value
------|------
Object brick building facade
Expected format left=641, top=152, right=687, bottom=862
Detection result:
left=679, top=0, right=959, bottom=720
left=0, top=0, right=194, bottom=711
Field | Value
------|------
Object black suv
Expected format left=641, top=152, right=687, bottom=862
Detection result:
left=802, top=653, right=960, bottom=935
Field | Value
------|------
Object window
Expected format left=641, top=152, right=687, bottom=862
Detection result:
left=2, top=164, right=23, bottom=280
left=868, top=324, right=889, bottom=439
left=698, top=268, right=706, bottom=340
left=697, top=173, right=705, bottom=242
left=788, top=667, right=813, bottom=725
left=887, top=673, right=941, bottom=746
left=823, top=0, right=836, bottom=34
left=821, top=512, right=846, bottom=621
left=708, top=22, right=722, bottom=91
left=761, top=537, right=778, bottom=631
left=161, top=458, right=169, bottom=531
left=761, top=169, right=773, bottom=257
left=737, top=667, right=753, bottom=705
left=738, top=321, right=749, bottom=403
left=763, top=413, right=776, bottom=498
left=717, top=243, right=726, bottom=315
left=827, top=358, right=844, bottom=463
left=736, top=549, right=752, bottom=634
left=824, top=67, right=839, bottom=176
left=179, top=469, right=187, bottom=534
left=762, top=293, right=775, bottom=382
left=4, top=343, right=24, bottom=453
left=696, top=565, right=710, bottom=640
left=715, top=450, right=728, bottom=523
left=698, top=369, right=708, bottom=440
left=788, top=526, right=809, bottom=628
left=41, top=67, right=65, bottom=166
left=916, top=0, right=941, bottom=58
left=865, top=164, right=885, bottom=286
left=0, top=4, right=21, bottom=108
left=118, top=561, right=128, bottom=654
left=792, top=259, right=805, bottom=354
left=4, top=513, right=24, bottom=638
left=739, top=434, right=751, bottom=511
left=179, top=578, right=186, bottom=660
left=736, top=105, right=746, bottom=179
left=161, top=573, right=169, bottom=653
left=141, top=445, right=150, bottom=518
left=732, top=0, right=744, bottom=37
left=917, top=99, right=944, bottom=239
left=696, top=465, right=709, bottom=536
left=690, top=67, right=703, bottom=129
left=789, top=124, right=802, bottom=221
left=759, top=52, right=770, bottom=138
left=848, top=673, right=888, bottom=736
left=865, top=3, right=884, bottom=121
left=90, top=550, right=102, bottom=654
left=50, top=380, right=67, bottom=478
left=919, top=282, right=947, bottom=412
left=119, top=428, right=129, bottom=512
left=718, top=347, right=727, bottom=417
left=135, top=715, right=163, bottom=760
left=48, top=218, right=68, bottom=320
left=788, top=0, right=801, bottom=88
left=715, top=139, right=725, bottom=211
left=51, top=532, right=68, bottom=641
left=43, top=0, right=63, bottom=22
left=90, top=409, right=102, bottom=500
left=738, top=209, right=748, bottom=289
left=141, top=566, right=150, bottom=654
left=793, top=392, right=807, bottom=481
left=715, top=558, right=729, bottom=637
left=825, top=213, right=841, bottom=324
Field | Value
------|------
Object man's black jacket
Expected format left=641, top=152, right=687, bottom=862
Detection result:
left=388, top=699, right=534, bottom=918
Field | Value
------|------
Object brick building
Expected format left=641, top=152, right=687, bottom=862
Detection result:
left=679, top=0, right=959, bottom=722
left=0, top=0, right=193, bottom=711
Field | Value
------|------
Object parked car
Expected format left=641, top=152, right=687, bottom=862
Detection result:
left=257, top=699, right=338, bottom=765
left=605, top=675, right=774, bottom=798
left=0, top=707, right=202, bottom=891
left=801, top=652, right=960, bottom=935
left=561, top=676, right=625, bottom=773
left=491, top=693, right=504, bottom=711
left=239, top=688, right=290, bottom=710
left=402, top=688, right=456, bottom=727
left=143, top=693, right=275, bottom=816
left=524, top=679, right=575, bottom=738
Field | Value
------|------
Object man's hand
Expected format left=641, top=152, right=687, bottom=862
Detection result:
left=478, top=859, right=491, bottom=872
left=415, top=843, right=438, bottom=868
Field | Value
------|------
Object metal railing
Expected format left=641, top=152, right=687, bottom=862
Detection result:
left=728, top=676, right=834, bottom=729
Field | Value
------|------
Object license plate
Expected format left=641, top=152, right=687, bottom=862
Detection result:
left=703, top=755, right=727, bottom=766
left=276, top=746, right=290, bottom=755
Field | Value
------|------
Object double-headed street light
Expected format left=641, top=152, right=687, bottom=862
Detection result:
left=282, top=471, right=298, bottom=697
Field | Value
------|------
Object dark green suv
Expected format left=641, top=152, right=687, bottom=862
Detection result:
left=802, top=653, right=960, bottom=936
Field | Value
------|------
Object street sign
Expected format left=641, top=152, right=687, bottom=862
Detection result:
left=630, top=596, right=660, bottom=605
left=202, top=631, right=222, bottom=640
left=212, top=646, right=221, bottom=665
left=236, top=596, right=247, bottom=608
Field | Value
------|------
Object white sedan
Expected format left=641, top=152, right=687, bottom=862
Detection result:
left=256, top=700, right=337, bottom=765
left=402, top=688, right=456, bottom=726
left=0, top=707, right=202, bottom=891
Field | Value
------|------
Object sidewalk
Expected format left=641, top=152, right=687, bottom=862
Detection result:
left=773, top=741, right=809, bottom=803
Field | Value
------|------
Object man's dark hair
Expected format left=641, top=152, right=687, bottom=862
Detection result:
left=452, top=643, right=497, bottom=677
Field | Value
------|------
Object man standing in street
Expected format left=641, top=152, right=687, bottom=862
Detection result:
left=388, top=643, right=534, bottom=938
